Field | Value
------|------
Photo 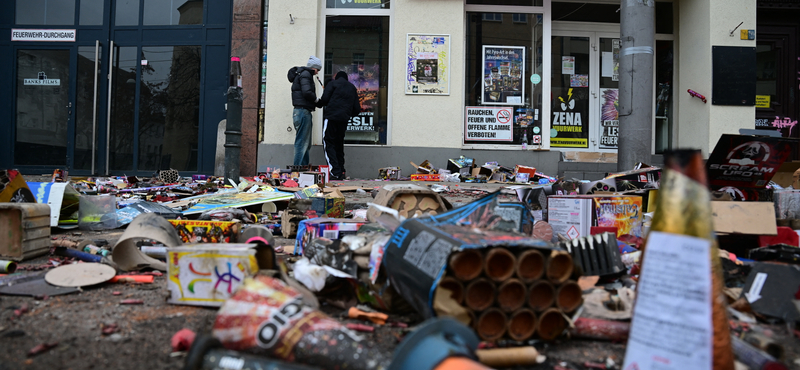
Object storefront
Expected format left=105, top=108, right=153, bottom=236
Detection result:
left=258, top=0, right=701, bottom=178
left=0, top=0, right=232, bottom=175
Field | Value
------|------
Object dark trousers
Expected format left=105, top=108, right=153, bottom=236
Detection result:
left=323, top=118, right=347, bottom=177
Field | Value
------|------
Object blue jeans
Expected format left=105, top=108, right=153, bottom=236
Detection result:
left=293, top=108, right=313, bottom=166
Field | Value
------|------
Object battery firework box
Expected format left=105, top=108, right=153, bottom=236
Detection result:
left=311, top=190, right=345, bottom=218
left=410, top=174, right=442, bottom=181
left=0, top=203, right=51, bottom=261
left=0, top=170, right=35, bottom=203
left=547, top=195, right=643, bottom=240
left=167, top=243, right=264, bottom=307
left=168, top=220, right=241, bottom=244
left=294, top=218, right=366, bottom=256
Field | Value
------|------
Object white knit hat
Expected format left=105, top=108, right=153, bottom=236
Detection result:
left=307, top=55, right=322, bottom=70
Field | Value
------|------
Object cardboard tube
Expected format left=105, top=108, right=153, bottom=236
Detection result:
left=546, top=251, right=573, bottom=284
left=438, top=277, right=465, bottom=304
left=465, top=278, right=495, bottom=311
left=507, top=309, right=537, bottom=341
left=0, top=260, right=17, bottom=274
left=475, top=308, right=507, bottom=342
left=527, top=280, right=555, bottom=312
left=569, top=317, right=630, bottom=341
left=515, top=249, right=545, bottom=282
left=475, top=347, right=542, bottom=368
left=484, top=248, right=516, bottom=282
left=555, top=280, right=583, bottom=313
left=537, top=308, right=567, bottom=341
left=497, top=278, right=526, bottom=312
left=449, top=249, right=483, bottom=281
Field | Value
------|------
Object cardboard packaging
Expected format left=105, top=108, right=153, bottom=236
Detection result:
left=168, top=220, right=242, bottom=244
left=167, top=243, right=263, bottom=306
left=0, top=203, right=51, bottom=261
left=410, top=174, right=442, bottom=181
left=366, top=184, right=449, bottom=221
left=294, top=218, right=366, bottom=256
left=604, top=167, right=661, bottom=191
left=448, top=157, right=475, bottom=176
left=547, top=195, right=643, bottom=240
left=311, top=190, right=345, bottom=218
left=379, top=167, right=402, bottom=180
left=0, top=170, right=35, bottom=203
left=410, top=160, right=436, bottom=174
left=298, top=172, right=325, bottom=188
left=26, top=182, right=81, bottom=227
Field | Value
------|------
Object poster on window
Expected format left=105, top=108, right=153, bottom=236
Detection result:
left=332, top=63, right=380, bottom=133
left=406, top=34, right=450, bottom=95
left=599, top=88, right=620, bottom=149
left=550, top=87, right=590, bottom=148
left=481, top=46, right=525, bottom=105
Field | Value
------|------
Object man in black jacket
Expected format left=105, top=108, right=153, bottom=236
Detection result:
left=316, top=71, right=361, bottom=180
left=289, top=55, right=322, bottom=166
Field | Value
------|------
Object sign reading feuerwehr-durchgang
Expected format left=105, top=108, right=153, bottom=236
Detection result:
left=11, top=29, right=76, bottom=42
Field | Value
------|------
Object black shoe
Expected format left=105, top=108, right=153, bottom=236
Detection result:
left=329, top=175, right=345, bottom=181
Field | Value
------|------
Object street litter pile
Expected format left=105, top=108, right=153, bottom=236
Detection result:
left=1, top=133, right=800, bottom=369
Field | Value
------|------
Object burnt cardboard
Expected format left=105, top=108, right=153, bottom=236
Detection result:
left=710, top=201, right=777, bottom=235
left=771, top=161, right=800, bottom=188
left=706, top=134, right=796, bottom=189
left=740, top=262, right=800, bottom=322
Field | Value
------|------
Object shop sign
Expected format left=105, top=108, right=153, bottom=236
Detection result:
left=551, top=87, right=590, bottom=148
left=24, top=72, right=60, bottom=86
left=481, top=45, right=525, bottom=105
left=599, top=88, right=619, bottom=148
left=12, top=29, right=76, bottom=42
left=406, top=34, right=450, bottom=95
left=464, top=106, right=514, bottom=142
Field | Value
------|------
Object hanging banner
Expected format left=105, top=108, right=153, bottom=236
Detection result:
left=551, top=87, right=590, bottom=148
left=481, top=45, right=525, bottom=105
left=464, top=106, right=514, bottom=142
left=599, top=88, right=619, bottom=149
left=332, top=63, right=380, bottom=133
left=405, top=34, right=450, bottom=95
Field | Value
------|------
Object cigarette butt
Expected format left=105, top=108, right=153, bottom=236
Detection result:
left=109, top=275, right=155, bottom=284
left=475, top=347, right=544, bottom=367
left=347, top=307, right=388, bottom=325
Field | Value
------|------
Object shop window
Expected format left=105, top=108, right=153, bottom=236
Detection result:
left=655, top=40, right=673, bottom=153
left=552, top=3, right=619, bottom=23
left=115, top=0, right=140, bottom=26
left=326, top=0, right=389, bottom=9
left=16, top=0, right=75, bottom=25
left=80, top=0, right=104, bottom=25
left=324, top=16, right=389, bottom=145
left=655, top=2, right=673, bottom=35
left=465, top=12, right=544, bottom=146
left=144, top=0, right=203, bottom=25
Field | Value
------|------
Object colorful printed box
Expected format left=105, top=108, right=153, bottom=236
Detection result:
left=547, top=195, right=643, bottom=240
left=311, top=192, right=345, bottom=218
left=410, top=173, right=442, bottom=181
left=168, top=220, right=241, bottom=244
left=167, top=244, right=260, bottom=307
left=294, top=218, right=366, bottom=256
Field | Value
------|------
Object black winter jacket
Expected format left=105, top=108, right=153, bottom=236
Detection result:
left=289, top=67, right=317, bottom=111
left=316, top=72, right=361, bottom=123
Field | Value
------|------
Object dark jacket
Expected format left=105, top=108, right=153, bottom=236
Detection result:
left=290, top=67, right=317, bottom=111
left=317, top=71, right=361, bottom=122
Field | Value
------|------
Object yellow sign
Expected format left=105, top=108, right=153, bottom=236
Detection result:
left=550, top=137, right=588, bottom=147
left=755, top=95, right=770, bottom=108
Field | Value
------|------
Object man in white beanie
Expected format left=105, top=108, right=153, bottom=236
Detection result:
left=288, top=55, right=322, bottom=166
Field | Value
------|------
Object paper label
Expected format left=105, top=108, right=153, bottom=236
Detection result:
left=622, top=231, right=712, bottom=370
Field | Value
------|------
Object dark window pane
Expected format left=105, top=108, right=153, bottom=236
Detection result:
left=80, top=0, right=105, bottom=25
left=15, top=49, right=70, bottom=165
left=656, top=2, right=673, bottom=34
left=75, top=46, right=101, bottom=170
left=655, top=40, right=673, bottom=153
left=138, top=46, right=201, bottom=171
left=144, top=0, right=203, bottom=25
left=16, top=0, right=75, bottom=25
left=467, top=0, right=542, bottom=6
left=115, top=0, right=140, bottom=26
left=110, top=47, right=137, bottom=170
left=552, top=2, right=619, bottom=23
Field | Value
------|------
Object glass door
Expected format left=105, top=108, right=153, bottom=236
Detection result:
left=14, top=48, right=74, bottom=167
left=550, top=33, right=591, bottom=149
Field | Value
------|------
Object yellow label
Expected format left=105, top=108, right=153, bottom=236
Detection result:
left=755, top=95, right=770, bottom=108
left=741, top=29, right=749, bottom=40
left=550, top=137, right=588, bottom=147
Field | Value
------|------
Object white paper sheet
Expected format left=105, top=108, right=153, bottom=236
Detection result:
left=602, top=51, right=614, bottom=77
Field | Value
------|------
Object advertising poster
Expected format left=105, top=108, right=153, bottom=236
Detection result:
left=481, top=45, right=525, bottom=105
left=406, top=34, right=449, bottom=95
left=551, top=87, right=590, bottom=148
left=706, top=134, right=795, bottom=188
left=561, top=56, right=575, bottom=75
left=464, top=106, right=514, bottom=141
left=612, top=39, right=620, bottom=81
left=332, top=63, right=380, bottom=133
left=599, top=88, right=620, bottom=149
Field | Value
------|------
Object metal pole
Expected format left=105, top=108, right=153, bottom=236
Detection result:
left=617, top=0, right=655, bottom=171
left=224, top=57, right=243, bottom=185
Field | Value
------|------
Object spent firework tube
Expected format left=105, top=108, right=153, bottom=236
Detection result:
left=212, top=275, right=391, bottom=370
left=0, top=260, right=17, bottom=273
